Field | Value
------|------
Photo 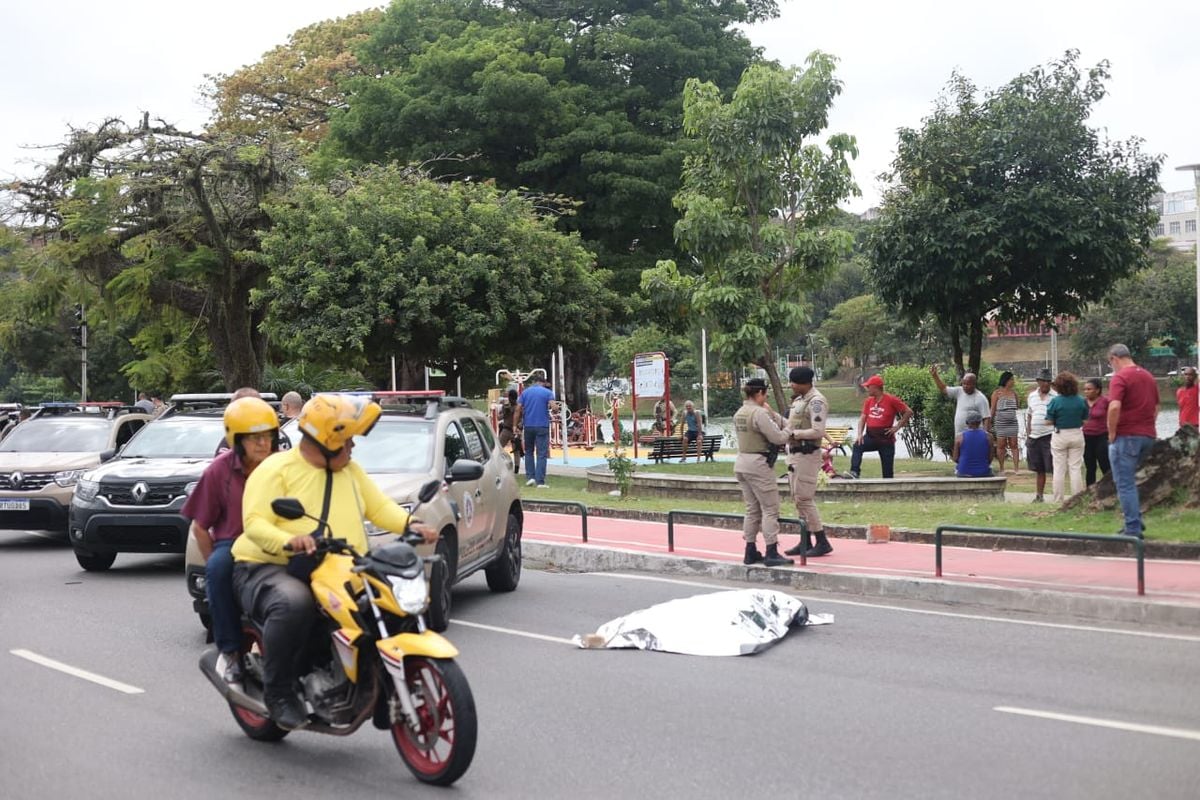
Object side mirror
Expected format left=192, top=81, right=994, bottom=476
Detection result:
left=98, top=448, right=116, bottom=463
left=272, top=497, right=306, bottom=520
left=447, top=459, right=485, bottom=483
left=417, top=479, right=441, bottom=504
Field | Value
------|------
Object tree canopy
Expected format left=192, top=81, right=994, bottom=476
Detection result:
left=869, top=51, right=1162, bottom=376
left=322, top=0, right=772, bottom=296
left=258, top=165, right=615, bottom=388
left=644, top=55, right=858, bottom=409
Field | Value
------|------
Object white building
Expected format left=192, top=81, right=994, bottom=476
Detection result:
left=1152, top=190, right=1198, bottom=250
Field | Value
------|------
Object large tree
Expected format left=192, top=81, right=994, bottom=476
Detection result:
left=10, top=119, right=296, bottom=389
left=819, top=294, right=888, bottom=371
left=322, top=0, right=773, bottom=296
left=869, top=51, right=1162, bottom=376
left=258, top=164, right=615, bottom=390
left=643, top=56, right=858, bottom=409
left=1071, top=239, right=1198, bottom=363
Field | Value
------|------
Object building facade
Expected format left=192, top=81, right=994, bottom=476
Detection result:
left=1152, top=190, right=1199, bottom=250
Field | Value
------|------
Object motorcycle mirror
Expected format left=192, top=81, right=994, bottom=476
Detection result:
left=272, top=497, right=307, bottom=520
left=417, top=479, right=441, bottom=504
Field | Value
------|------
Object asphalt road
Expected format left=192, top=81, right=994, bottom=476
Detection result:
left=2, top=530, right=1199, bottom=799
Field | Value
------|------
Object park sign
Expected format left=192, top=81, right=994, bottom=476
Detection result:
left=631, top=351, right=671, bottom=459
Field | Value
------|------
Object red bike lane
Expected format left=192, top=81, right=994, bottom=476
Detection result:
left=522, top=511, right=1200, bottom=605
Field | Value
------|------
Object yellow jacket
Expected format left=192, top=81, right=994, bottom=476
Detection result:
left=233, top=448, right=412, bottom=565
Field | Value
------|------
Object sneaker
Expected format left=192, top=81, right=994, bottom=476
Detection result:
left=216, top=651, right=243, bottom=685
left=266, top=694, right=309, bottom=731
left=526, top=478, right=537, bottom=487
left=1032, top=495, right=1043, bottom=503
left=536, top=484, right=549, bottom=489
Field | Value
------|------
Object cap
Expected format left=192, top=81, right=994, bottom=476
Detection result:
left=862, top=375, right=884, bottom=388
left=743, top=377, right=768, bottom=391
left=1036, top=368, right=1053, bottom=381
left=788, top=366, right=815, bottom=384
left=965, top=409, right=983, bottom=425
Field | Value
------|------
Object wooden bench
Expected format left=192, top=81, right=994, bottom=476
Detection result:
left=647, top=434, right=723, bottom=463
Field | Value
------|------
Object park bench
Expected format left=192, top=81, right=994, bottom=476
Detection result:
left=824, top=426, right=852, bottom=449
left=647, top=434, right=723, bottom=463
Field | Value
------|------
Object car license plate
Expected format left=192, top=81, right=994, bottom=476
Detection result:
left=0, top=499, right=30, bottom=511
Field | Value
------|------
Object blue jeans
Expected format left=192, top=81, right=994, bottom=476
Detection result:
left=523, top=426, right=550, bottom=485
left=207, top=539, right=241, bottom=654
left=1108, top=435, right=1155, bottom=537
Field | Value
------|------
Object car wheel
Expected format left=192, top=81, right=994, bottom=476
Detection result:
left=427, top=537, right=454, bottom=633
left=485, top=512, right=522, bottom=593
left=75, top=549, right=116, bottom=572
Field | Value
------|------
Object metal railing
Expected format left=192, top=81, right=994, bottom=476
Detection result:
left=667, top=510, right=809, bottom=566
left=526, top=500, right=588, bottom=543
left=934, top=525, right=1146, bottom=596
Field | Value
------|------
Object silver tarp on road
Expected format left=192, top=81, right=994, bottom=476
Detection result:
left=573, top=589, right=833, bottom=656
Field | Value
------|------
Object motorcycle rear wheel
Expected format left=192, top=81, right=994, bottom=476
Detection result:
left=229, top=624, right=289, bottom=742
left=391, top=657, right=477, bottom=786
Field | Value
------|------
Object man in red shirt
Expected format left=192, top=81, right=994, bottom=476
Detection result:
left=1177, top=367, right=1198, bottom=428
left=849, top=375, right=913, bottom=479
left=1106, top=344, right=1159, bottom=538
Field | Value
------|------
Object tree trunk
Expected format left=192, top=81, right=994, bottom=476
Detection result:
left=968, top=317, right=984, bottom=375
left=761, top=353, right=787, bottom=414
left=949, top=317, right=965, bottom=376
left=565, top=349, right=599, bottom=413
left=208, top=289, right=264, bottom=390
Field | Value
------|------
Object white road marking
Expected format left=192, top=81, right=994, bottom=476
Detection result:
left=10, top=649, right=145, bottom=694
left=574, top=573, right=1200, bottom=642
left=994, top=706, right=1200, bottom=741
left=453, top=620, right=575, bottom=646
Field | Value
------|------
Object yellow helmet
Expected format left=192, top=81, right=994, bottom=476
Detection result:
left=223, top=397, right=279, bottom=448
left=297, top=394, right=381, bottom=453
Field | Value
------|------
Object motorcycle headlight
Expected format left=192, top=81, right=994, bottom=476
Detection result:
left=74, top=477, right=99, bottom=502
left=388, top=573, right=428, bottom=615
left=55, top=469, right=86, bottom=488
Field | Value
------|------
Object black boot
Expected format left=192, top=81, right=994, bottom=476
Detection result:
left=784, top=528, right=812, bottom=557
left=805, top=531, right=833, bottom=558
left=743, top=542, right=764, bottom=565
left=762, top=544, right=794, bottom=568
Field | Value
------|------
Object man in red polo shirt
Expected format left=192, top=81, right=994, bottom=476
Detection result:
left=1177, top=367, right=1198, bottom=428
left=1106, top=344, right=1159, bottom=538
left=849, top=374, right=913, bottom=479
left=183, top=397, right=280, bottom=684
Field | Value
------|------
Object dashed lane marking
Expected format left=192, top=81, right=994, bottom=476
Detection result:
left=453, top=620, right=575, bottom=646
left=994, top=706, right=1200, bottom=741
left=10, top=649, right=145, bottom=694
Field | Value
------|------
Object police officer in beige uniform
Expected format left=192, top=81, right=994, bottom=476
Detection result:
left=783, top=366, right=833, bottom=558
left=732, top=378, right=794, bottom=567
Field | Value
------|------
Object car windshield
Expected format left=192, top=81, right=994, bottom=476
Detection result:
left=0, top=418, right=112, bottom=453
left=350, top=420, right=435, bottom=473
left=120, top=417, right=225, bottom=458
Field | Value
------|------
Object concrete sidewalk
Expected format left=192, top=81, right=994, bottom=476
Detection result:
left=520, top=510, right=1200, bottom=628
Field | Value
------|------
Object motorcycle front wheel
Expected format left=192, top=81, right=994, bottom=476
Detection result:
left=391, top=657, right=477, bottom=786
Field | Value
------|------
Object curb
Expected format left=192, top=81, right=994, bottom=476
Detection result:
left=520, top=502, right=1200, bottom=560
left=524, top=541, right=1200, bottom=629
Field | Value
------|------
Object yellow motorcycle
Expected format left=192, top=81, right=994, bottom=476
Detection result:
left=199, top=480, right=476, bottom=786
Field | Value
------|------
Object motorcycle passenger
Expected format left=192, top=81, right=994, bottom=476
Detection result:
left=232, top=394, right=438, bottom=731
left=182, top=396, right=280, bottom=685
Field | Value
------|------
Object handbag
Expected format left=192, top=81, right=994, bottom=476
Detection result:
left=285, top=468, right=334, bottom=582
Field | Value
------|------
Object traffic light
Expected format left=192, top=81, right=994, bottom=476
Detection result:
left=71, top=325, right=85, bottom=348
left=73, top=303, right=85, bottom=323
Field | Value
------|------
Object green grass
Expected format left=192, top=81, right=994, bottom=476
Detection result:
left=526, top=459, right=1200, bottom=543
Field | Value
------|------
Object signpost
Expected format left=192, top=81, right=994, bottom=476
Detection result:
left=630, top=351, right=670, bottom=460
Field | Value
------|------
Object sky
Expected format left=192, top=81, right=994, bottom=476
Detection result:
left=2, top=0, right=1197, bottom=213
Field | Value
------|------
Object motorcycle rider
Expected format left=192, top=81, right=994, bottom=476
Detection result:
left=232, top=394, right=437, bottom=731
left=182, top=396, right=281, bottom=685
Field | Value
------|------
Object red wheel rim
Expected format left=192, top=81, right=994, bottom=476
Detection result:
left=391, top=658, right=458, bottom=775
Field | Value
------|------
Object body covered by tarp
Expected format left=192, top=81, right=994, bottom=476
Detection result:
left=573, top=589, right=831, bottom=656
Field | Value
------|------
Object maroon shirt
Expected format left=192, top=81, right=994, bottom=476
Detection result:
left=1109, top=365, right=1159, bottom=438
left=1082, top=395, right=1109, bottom=436
left=181, top=449, right=249, bottom=543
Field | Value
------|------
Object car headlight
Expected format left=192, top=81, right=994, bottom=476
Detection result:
left=388, top=573, right=428, bottom=615
left=74, top=478, right=99, bottom=502
left=184, top=481, right=199, bottom=496
left=56, top=469, right=86, bottom=488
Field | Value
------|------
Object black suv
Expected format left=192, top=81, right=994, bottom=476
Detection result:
left=68, top=394, right=275, bottom=571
